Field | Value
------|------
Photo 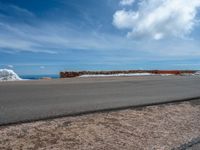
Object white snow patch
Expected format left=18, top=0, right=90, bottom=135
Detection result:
left=80, top=73, right=155, bottom=78
left=0, top=69, right=22, bottom=81
left=160, top=74, right=174, bottom=76
left=194, top=71, right=200, bottom=75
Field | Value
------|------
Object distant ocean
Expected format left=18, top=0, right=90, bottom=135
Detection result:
left=20, top=74, right=59, bottom=80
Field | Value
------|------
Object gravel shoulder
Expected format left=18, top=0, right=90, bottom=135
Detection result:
left=0, top=100, right=200, bottom=150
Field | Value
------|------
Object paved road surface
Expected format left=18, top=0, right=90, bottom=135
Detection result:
left=176, top=136, right=200, bottom=150
left=0, top=76, right=200, bottom=125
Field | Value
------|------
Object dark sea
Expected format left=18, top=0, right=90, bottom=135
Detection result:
left=20, top=74, right=59, bottom=80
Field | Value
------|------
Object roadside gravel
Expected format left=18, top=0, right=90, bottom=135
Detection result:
left=0, top=100, right=200, bottom=150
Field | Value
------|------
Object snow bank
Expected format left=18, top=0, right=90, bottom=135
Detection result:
left=80, top=73, right=155, bottom=78
left=0, top=69, right=22, bottom=81
left=194, top=71, right=200, bottom=75
left=160, top=74, right=174, bottom=76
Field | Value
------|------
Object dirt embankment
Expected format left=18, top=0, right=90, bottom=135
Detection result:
left=60, top=70, right=196, bottom=78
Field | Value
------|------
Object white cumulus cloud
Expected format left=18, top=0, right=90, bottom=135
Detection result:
left=120, top=0, right=135, bottom=6
left=40, top=66, right=45, bottom=69
left=113, top=0, right=200, bottom=40
left=7, top=65, right=13, bottom=68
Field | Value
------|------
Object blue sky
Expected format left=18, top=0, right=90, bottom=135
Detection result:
left=0, top=0, right=200, bottom=75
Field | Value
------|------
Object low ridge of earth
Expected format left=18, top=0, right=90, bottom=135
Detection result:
left=0, top=100, right=200, bottom=150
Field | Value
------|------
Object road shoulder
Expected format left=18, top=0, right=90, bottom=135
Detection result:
left=0, top=99, right=200, bottom=150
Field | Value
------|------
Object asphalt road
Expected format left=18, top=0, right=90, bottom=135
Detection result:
left=0, top=75, right=200, bottom=125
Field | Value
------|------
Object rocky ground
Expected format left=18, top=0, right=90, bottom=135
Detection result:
left=0, top=100, right=200, bottom=150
